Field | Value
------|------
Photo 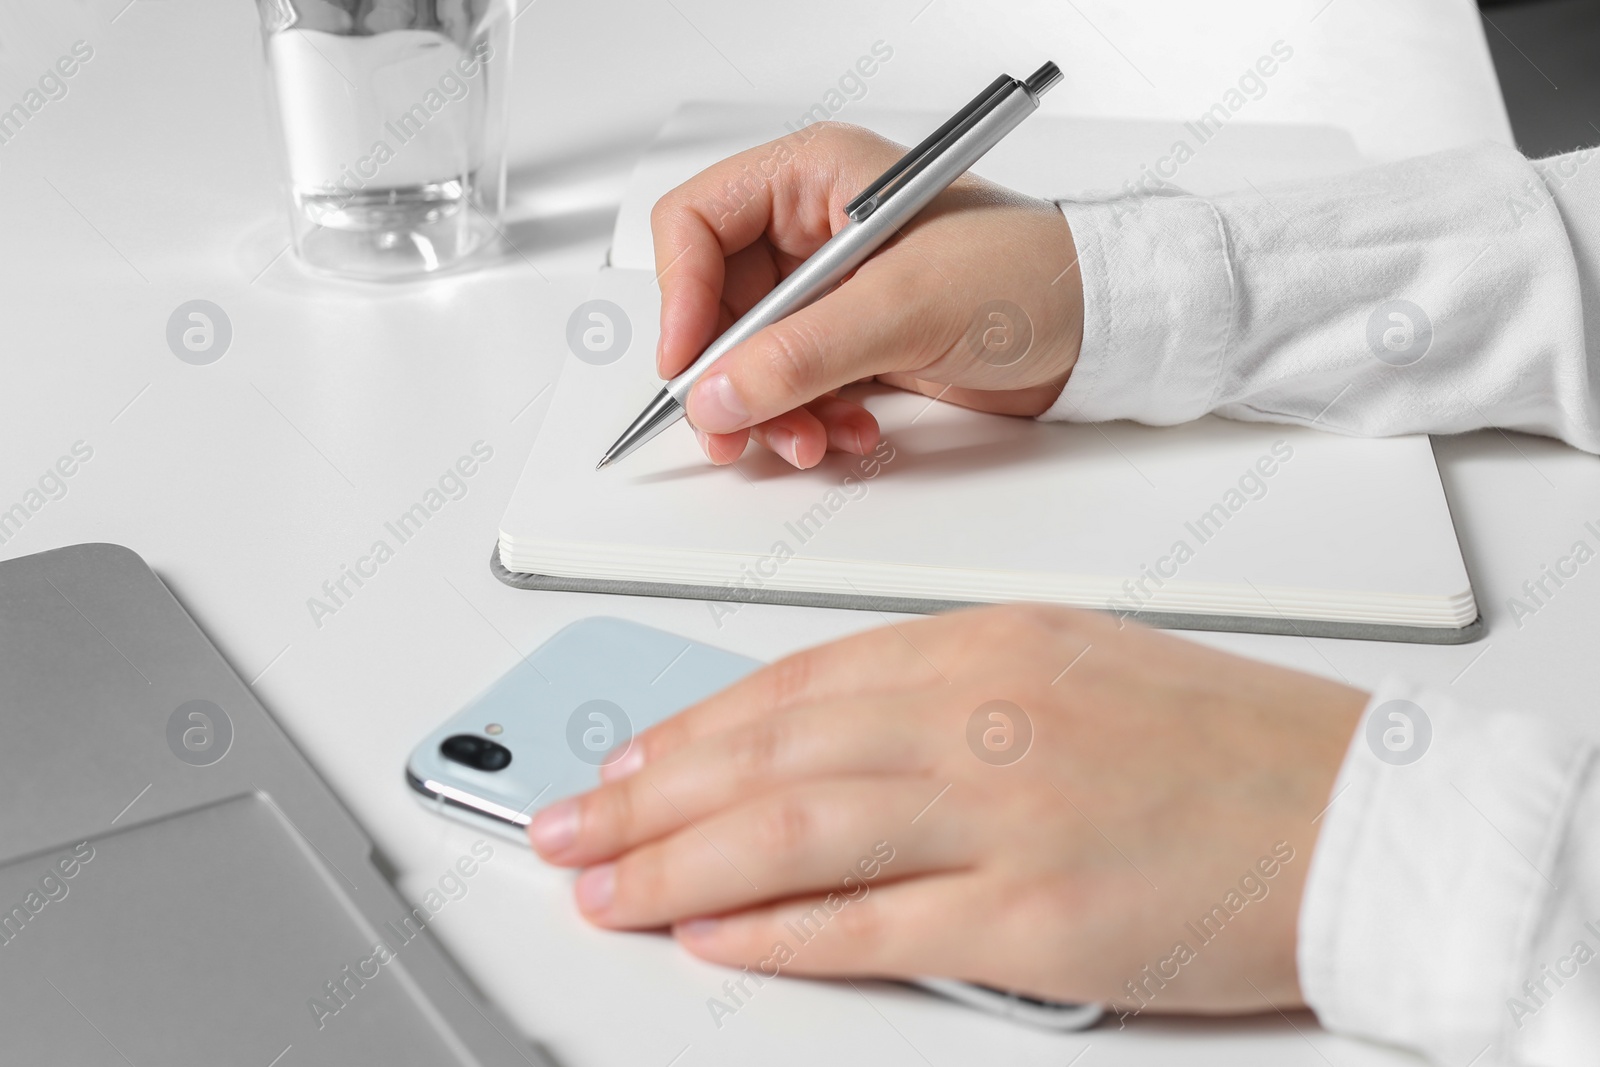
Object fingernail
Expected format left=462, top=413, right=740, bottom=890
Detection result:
left=528, top=800, right=578, bottom=855
left=576, top=863, right=615, bottom=914
left=769, top=428, right=802, bottom=468
left=677, top=917, right=721, bottom=939
left=601, top=744, right=644, bottom=782
left=690, top=373, right=749, bottom=434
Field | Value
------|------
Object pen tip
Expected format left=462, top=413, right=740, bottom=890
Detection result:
left=594, top=457, right=610, bottom=471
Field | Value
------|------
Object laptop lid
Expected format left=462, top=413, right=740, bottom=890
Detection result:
left=0, top=542, right=550, bottom=1067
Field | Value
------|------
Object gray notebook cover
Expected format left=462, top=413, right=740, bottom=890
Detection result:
left=0, top=543, right=554, bottom=1067
left=489, top=545, right=1484, bottom=645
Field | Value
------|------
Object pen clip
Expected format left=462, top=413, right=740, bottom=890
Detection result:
left=844, top=73, right=1017, bottom=222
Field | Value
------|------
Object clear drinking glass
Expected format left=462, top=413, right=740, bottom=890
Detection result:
left=253, top=0, right=514, bottom=279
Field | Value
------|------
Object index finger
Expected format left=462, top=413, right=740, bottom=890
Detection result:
left=606, top=613, right=954, bottom=782
left=649, top=127, right=887, bottom=379
left=647, top=136, right=813, bottom=378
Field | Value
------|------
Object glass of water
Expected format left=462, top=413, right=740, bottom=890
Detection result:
left=253, top=0, right=514, bottom=279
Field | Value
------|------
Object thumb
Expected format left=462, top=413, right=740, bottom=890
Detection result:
left=684, top=270, right=941, bottom=434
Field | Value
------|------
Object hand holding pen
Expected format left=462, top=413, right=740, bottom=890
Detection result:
left=599, top=64, right=1086, bottom=470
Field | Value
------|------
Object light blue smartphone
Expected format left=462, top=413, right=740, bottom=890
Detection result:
left=405, top=616, right=1101, bottom=1031
left=407, top=616, right=759, bottom=840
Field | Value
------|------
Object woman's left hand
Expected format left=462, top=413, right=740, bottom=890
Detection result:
left=527, top=604, right=1366, bottom=1014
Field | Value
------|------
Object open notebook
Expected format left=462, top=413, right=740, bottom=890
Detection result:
left=496, top=106, right=1481, bottom=643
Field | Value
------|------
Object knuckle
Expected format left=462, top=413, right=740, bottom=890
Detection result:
left=728, top=719, right=788, bottom=780
left=649, top=191, right=694, bottom=233
left=587, top=781, right=639, bottom=845
left=1004, top=601, right=1070, bottom=631
left=980, top=603, right=1058, bottom=652
left=764, top=651, right=817, bottom=710
left=806, top=121, right=878, bottom=156
left=957, top=604, right=1096, bottom=685
left=637, top=717, right=683, bottom=764
left=649, top=194, right=672, bottom=228
left=806, top=120, right=853, bottom=149
left=754, top=795, right=815, bottom=858
left=1012, top=602, right=1090, bottom=643
left=754, top=320, right=823, bottom=400
left=828, top=893, right=884, bottom=951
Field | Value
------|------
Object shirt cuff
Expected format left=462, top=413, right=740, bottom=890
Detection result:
left=1298, top=679, right=1594, bottom=1065
left=1041, top=195, right=1234, bottom=425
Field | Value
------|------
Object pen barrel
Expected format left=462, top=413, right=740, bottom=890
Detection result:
left=664, top=84, right=1041, bottom=403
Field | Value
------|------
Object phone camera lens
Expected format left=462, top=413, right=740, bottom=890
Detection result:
left=440, top=733, right=513, bottom=772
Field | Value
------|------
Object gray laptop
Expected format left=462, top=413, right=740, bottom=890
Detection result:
left=0, top=543, right=552, bottom=1066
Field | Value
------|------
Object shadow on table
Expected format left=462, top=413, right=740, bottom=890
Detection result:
left=497, top=128, right=658, bottom=265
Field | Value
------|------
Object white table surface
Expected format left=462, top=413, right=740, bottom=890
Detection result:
left=5, top=1, right=1593, bottom=1065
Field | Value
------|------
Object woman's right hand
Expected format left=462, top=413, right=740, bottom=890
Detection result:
left=650, top=122, right=1086, bottom=468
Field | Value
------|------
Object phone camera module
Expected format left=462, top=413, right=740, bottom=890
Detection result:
left=440, top=733, right=513, bottom=772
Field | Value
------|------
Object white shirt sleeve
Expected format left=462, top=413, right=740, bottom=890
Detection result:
left=1300, top=683, right=1599, bottom=1066
left=1044, top=144, right=1600, bottom=1066
left=1044, top=142, right=1600, bottom=453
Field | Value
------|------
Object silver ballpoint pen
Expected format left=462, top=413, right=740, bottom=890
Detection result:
left=594, top=60, right=1064, bottom=470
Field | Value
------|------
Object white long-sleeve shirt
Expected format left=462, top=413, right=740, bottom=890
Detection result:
left=1048, top=142, right=1600, bottom=1066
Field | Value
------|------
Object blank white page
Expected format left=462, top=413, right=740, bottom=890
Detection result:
left=500, top=270, right=1474, bottom=628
